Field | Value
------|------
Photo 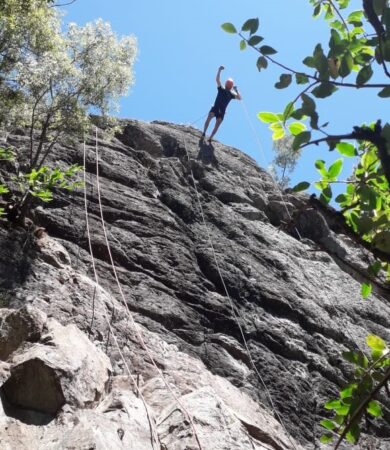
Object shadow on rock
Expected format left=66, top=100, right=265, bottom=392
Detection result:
left=197, top=138, right=219, bottom=168
left=0, top=226, right=34, bottom=291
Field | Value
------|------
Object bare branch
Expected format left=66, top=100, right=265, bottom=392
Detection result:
left=49, top=0, right=76, bottom=8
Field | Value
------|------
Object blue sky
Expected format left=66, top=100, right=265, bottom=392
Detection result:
left=63, top=0, right=389, bottom=192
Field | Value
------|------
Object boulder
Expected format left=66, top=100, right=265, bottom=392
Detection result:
left=1, top=308, right=111, bottom=420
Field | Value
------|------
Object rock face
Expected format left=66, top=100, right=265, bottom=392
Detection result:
left=0, top=119, right=389, bottom=449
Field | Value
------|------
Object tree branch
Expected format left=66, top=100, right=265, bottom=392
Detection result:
left=324, top=0, right=350, bottom=40
left=300, top=122, right=390, bottom=186
left=240, top=33, right=390, bottom=88
left=334, top=366, right=390, bottom=450
left=49, top=0, right=76, bottom=7
left=283, top=81, right=319, bottom=125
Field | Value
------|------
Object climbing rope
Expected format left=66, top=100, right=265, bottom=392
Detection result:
left=93, top=127, right=203, bottom=450
left=240, top=98, right=303, bottom=240
left=239, top=97, right=367, bottom=446
left=181, top=124, right=299, bottom=450
left=239, top=97, right=365, bottom=355
left=82, top=140, right=160, bottom=449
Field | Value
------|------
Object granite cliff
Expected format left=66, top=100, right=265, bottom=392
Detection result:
left=0, top=119, right=389, bottom=449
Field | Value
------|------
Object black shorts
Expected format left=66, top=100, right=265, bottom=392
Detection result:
left=210, top=106, right=226, bottom=120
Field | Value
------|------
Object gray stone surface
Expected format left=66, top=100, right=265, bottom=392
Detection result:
left=0, top=119, right=389, bottom=448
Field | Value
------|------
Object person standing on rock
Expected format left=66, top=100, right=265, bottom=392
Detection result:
left=202, top=66, right=241, bottom=143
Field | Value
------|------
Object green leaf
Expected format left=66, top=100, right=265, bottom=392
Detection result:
left=340, top=383, right=357, bottom=399
left=334, top=403, right=350, bottom=416
left=320, top=185, right=333, bottom=204
left=339, top=51, right=354, bottom=77
left=378, top=86, right=390, bottom=98
left=240, top=40, right=247, bottom=51
left=335, top=193, right=348, bottom=203
left=346, top=423, right=360, bottom=444
left=313, top=4, right=322, bottom=17
left=336, top=142, right=357, bottom=157
left=320, top=434, right=333, bottom=444
left=221, top=23, right=237, bottom=34
left=275, top=73, right=292, bottom=89
left=347, top=10, right=364, bottom=23
left=367, top=400, right=382, bottom=417
left=283, top=102, right=294, bottom=121
left=256, top=56, right=268, bottom=70
left=271, top=123, right=285, bottom=140
left=356, top=65, right=373, bottom=85
left=260, top=45, right=277, bottom=55
left=320, top=419, right=336, bottom=430
left=366, top=334, right=387, bottom=352
left=0, top=185, right=9, bottom=194
left=368, top=261, right=382, bottom=276
left=292, top=131, right=311, bottom=150
left=248, top=35, right=264, bottom=46
left=257, top=112, right=279, bottom=123
left=301, top=94, right=316, bottom=113
left=241, top=18, right=259, bottom=34
left=328, top=158, right=343, bottom=178
left=292, top=181, right=310, bottom=192
left=312, top=82, right=338, bottom=98
left=361, top=282, right=372, bottom=298
left=303, top=56, right=316, bottom=68
left=342, top=350, right=369, bottom=367
left=315, top=159, right=328, bottom=177
left=288, top=122, right=306, bottom=135
left=296, top=73, right=309, bottom=84
left=313, top=43, right=328, bottom=74
left=325, top=399, right=342, bottom=410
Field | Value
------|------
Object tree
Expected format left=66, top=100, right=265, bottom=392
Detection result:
left=0, top=0, right=137, bottom=220
left=268, top=135, right=301, bottom=189
left=222, top=1, right=389, bottom=446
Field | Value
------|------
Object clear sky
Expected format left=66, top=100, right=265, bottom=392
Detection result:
left=63, top=0, right=389, bottom=192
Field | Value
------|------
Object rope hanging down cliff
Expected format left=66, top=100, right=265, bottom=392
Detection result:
left=238, top=96, right=366, bottom=355
left=181, top=122, right=299, bottom=450
left=82, top=140, right=160, bottom=450
left=92, top=128, right=204, bottom=450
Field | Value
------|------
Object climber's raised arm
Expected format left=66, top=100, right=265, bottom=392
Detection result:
left=216, top=65, right=224, bottom=87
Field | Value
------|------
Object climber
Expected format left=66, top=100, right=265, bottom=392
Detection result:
left=202, top=65, right=241, bottom=143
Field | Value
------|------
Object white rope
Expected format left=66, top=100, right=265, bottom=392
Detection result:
left=239, top=99, right=366, bottom=355
left=240, top=98, right=303, bottom=240
left=93, top=127, right=203, bottom=450
left=181, top=125, right=299, bottom=450
left=82, top=141, right=160, bottom=449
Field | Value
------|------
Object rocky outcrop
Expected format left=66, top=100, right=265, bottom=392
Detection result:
left=0, top=119, right=389, bottom=449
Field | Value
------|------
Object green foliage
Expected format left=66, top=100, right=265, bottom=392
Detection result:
left=1, top=1, right=137, bottom=171
left=0, top=1, right=137, bottom=219
left=361, top=282, right=372, bottom=298
left=0, top=146, right=14, bottom=216
left=225, top=1, right=390, bottom=446
left=221, top=23, right=237, bottom=34
left=320, top=336, right=389, bottom=446
left=18, top=165, right=83, bottom=203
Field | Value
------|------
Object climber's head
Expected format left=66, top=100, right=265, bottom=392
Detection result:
left=225, top=78, right=234, bottom=90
